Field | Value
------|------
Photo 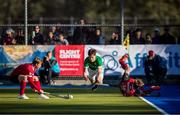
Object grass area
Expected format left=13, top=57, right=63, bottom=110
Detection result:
left=0, top=87, right=161, bottom=114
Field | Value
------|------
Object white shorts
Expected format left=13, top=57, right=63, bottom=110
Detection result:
left=86, top=68, right=104, bottom=84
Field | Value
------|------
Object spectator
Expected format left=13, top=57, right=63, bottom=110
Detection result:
left=39, top=51, right=60, bottom=85
left=46, top=31, right=56, bottom=45
left=109, top=32, right=121, bottom=44
left=3, top=28, right=16, bottom=45
left=73, top=19, right=89, bottom=44
left=55, top=33, right=69, bottom=45
left=15, top=28, right=25, bottom=45
left=160, top=27, right=176, bottom=44
left=152, top=28, right=161, bottom=44
left=94, top=28, right=105, bottom=45
left=50, top=26, right=59, bottom=39
left=86, top=25, right=96, bottom=44
left=66, top=31, right=74, bottom=44
left=143, top=50, right=167, bottom=85
left=29, top=25, right=44, bottom=45
left=145, top=33, right=152, bottom=44
left=130, top=29, right=145, bottom=44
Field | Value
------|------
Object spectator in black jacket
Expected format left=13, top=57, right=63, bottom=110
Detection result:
left=15, top=28, right=25, bottom=45
left=73, top=19, right=89, bottom=44
left=130, top=29, right=145, bottom=44
left=144, top=50, right=167, bottom=86
left=145, top=33, right=152, bottom=44
left=30, top=25, right=44, bottom=45
left=152, top=28, right=161, bottom=44
left=160, top=27, right=176, bottom=44
left=109, top=32, right=121, bottom=44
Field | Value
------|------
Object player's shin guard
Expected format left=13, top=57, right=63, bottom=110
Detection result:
left=20, top=80, right=26, bottom=95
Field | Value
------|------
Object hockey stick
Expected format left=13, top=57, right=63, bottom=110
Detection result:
left=43, top=91, right=70, bottom=99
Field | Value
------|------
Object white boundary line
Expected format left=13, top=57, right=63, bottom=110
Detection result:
left=139, top=96, right=169, bottom=115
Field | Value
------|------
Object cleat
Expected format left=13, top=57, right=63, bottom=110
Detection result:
left=18, top=94, right=29, bottom=99
left=39, top=94, right=50, bottom=99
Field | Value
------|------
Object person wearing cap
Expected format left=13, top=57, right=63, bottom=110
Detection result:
left=144, top=50, right=167, bottom=85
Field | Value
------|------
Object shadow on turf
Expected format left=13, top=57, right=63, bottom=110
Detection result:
left=0, top=103, right=160, bottom=114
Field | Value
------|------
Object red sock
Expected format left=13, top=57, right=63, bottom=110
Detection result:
left=20, top=80, right=26, bottom=95
left=27, top=77, right=41, bottom=92
left=34, top=81, right=42, bottom=90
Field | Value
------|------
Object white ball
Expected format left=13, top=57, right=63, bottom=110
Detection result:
left=68, top=95, right=73, bottom=99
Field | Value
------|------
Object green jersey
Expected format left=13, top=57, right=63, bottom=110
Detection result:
left=84, top=56, right=103, bottom=70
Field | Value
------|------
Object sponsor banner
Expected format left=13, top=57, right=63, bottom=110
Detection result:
left=85, top=45, right=180, bottom=76
left=55, top=45, right=84, bottom=76
left=0, top=45, right=54, bottom=75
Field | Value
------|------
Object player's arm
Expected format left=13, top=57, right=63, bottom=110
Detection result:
left=84, top=58, right=89, bottom=81
left=96, top=57, right=103, bottom=84
left=84, top=67, right=89, bottom=81
left=96, top=66, right=103, bottom=83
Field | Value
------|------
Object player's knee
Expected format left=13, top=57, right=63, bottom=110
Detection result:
left=33, top=76, right=39, bottom=81
left=18, top=75, right=28, bottom=82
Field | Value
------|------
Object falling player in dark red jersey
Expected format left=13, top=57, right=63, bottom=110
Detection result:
left=10, top=57, right=49, bottom=99
left=120, top=77, right=160, bottom=97
left=119, top=54, right=130, bottom=81
left=118, top=54, right=131, bottom=95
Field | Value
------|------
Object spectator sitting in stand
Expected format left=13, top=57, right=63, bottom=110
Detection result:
left=46, top=31, right=56, bottom=45
left=3, top=28, right=16, bottom=45
left=29, top=25, right=44, bottom=45
left=160, top=27, right=176, bottom=44
left=94, top=28, right=105, bottom=45
left=130, top=29, right=145, bottom=44
left=109, top=32, right=121, bottom=44
left=51, top=26, right=59, bottom=39
left=73, top=18, right=89, bottom=44
left=145, top=33, right=152, bottom=44
left=152, top=28, right=161, bottom=44
left=55, top=33, right=69, bottom=45
left=15, top=28, right=25, bottom=45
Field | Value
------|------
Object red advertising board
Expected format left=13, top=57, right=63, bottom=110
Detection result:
left=55, top=45, right=84, bottom=76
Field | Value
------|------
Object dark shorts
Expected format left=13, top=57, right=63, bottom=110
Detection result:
left=10, top=75, right=19, bottom=84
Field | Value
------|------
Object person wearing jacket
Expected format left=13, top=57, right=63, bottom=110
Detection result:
left=144, top=50, right=167, bottom=85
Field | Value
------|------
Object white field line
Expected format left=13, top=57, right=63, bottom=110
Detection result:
left=139, top=96, right=169, bottom=115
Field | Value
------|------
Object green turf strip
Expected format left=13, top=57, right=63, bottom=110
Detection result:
left=0, top=88, right=161, bottom=114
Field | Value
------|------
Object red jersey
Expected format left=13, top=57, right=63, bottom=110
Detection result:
left=119, top=59, right=128, bottom=70
left=11, top=64, right=35, bottom=77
